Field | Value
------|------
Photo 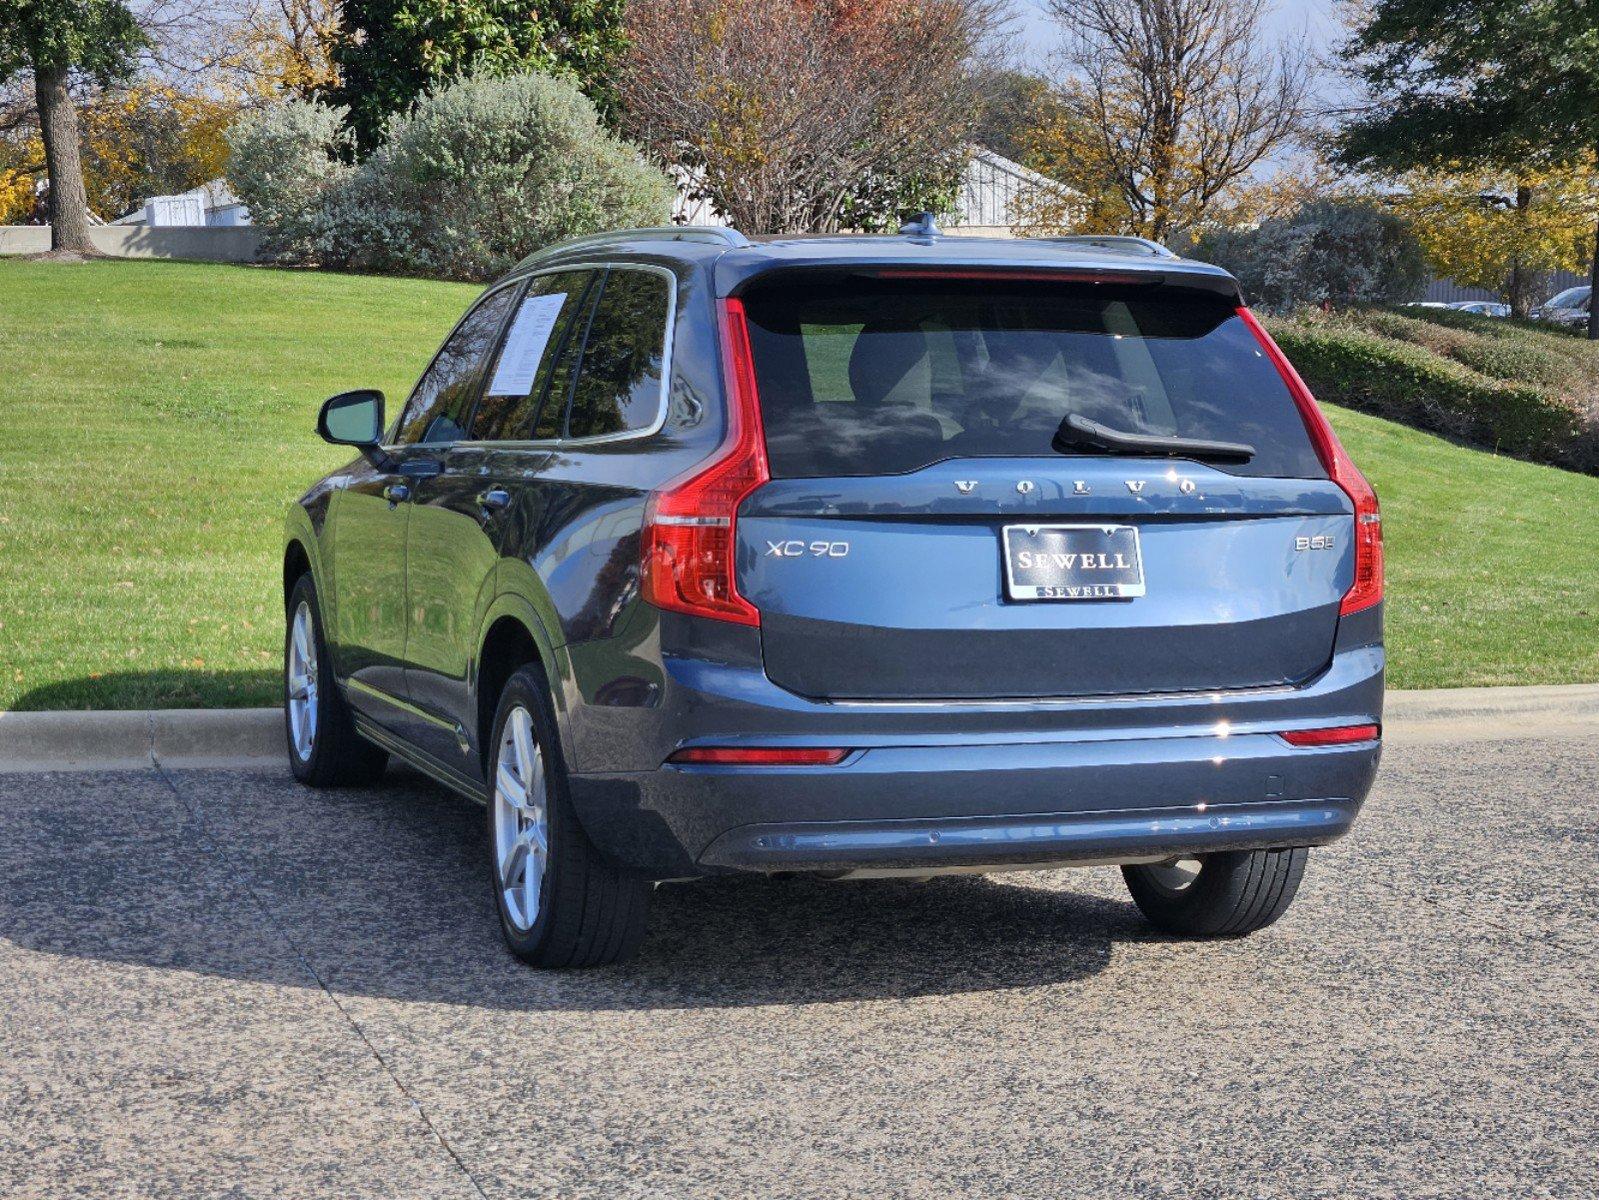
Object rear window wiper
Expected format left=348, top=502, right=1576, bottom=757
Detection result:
left=1052, top=413, right=1255, bottom=464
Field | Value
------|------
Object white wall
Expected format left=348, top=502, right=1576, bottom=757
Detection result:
left=0, top=225, right=260, bottom=261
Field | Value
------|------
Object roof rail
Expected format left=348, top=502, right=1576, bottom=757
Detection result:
left=517, top=225, right=751, bottom=268
left=1039, top=234, right=1178, bottom=260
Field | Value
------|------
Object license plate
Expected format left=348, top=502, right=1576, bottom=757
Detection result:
left=1002, top=524, right=1145, bottom=601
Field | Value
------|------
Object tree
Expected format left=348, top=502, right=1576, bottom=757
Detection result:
left=968, top=68, right=1065, bottom=170
left=1041, top=0, right=1310, bottom=242
left=1194, top=198, right=1427, bottom=312
left=327, top=0, right=628, bottom=153
left=1335, top=0, right=1599, bottom=338
left=232, top=0, right=340, bottom=100
left=1389, top=164, right=1599, bottom=318
left=78, top=82, right=232, bottom=217
left=618, top=0, right=998, bottom=235
left=0, top=0, right=145, bottom=252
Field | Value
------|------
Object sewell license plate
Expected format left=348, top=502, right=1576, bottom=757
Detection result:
left=1002, top=524, right=1145, bottom=601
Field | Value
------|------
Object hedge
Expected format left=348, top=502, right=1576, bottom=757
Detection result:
left=1266, top=308, right=1599, bottom=475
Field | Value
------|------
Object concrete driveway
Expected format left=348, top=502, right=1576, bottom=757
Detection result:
left=2, top=720, right=1595, bottom=1198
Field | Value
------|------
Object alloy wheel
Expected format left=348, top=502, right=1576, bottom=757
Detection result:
left=494, top=705, right=550, bottom=931
left=286, top=601, right=318, bottom=761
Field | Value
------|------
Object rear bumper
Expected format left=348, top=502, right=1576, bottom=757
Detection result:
left=567, top=731, right=1380, bottom=879
left=698, top=798, right=1358, bottom=873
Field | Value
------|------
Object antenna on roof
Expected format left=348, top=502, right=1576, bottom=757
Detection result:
left=898, top=212, right=941, bottom=239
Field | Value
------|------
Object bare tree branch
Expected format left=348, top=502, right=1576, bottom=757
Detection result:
left=1042, top=0, right=1310, bottom=240
left=619, top=0, right=1002, bottom=234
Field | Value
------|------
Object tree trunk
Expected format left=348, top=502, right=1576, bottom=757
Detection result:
left=1506, top=184, right=1534, bottom=319
left=1588, top=216, right=1598, bottom=341
left=34, top=65, right=95, bottom=255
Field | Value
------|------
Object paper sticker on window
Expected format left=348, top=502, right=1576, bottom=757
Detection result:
left=488, top=293, right=568, bottom=397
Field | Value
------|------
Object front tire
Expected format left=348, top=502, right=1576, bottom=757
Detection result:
left=1122, top=847, right=1308, bottom=937
left=488, top=664, right=651, bottom=967
left=284, top=573, right=388, bottom=787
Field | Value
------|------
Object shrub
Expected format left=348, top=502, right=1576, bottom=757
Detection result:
left=227, top=73, right=674, bottom=280
left=341, top=73, right=673, bottom=280
left=1197, top=200, right=1427, bottom=312
left=224, top=100, right=353, bottom=263
left=1268, top=307, right=1599, bottom=473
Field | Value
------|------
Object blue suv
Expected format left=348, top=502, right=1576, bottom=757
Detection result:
left=284, top=225, right=1384, bottom=966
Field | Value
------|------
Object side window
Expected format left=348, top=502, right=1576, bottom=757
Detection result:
left=394, top=286, right=517, bottom=446
left=469, top=271, right=595, bottom=442
left=564, top=269, right=672, bottom=440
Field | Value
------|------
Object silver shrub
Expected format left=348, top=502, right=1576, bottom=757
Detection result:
left=227, top=73, right=674, bottom=280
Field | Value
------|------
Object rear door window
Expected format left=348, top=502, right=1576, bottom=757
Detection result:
left=563, top=269, right=672, bottom=440
left=394, top=285, right=518, bottom=446
left=741, top=278, right=1325, bottom=479
left=469, top=271, right=595, bottom=442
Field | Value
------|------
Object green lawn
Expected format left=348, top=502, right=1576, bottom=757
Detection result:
left=0, top=259, right=475, bottom=710
left=1, top=257, right=1594, bottom=708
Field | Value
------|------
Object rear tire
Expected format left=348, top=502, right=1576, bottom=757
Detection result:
left=284, top=573, right=388, bottom=787
left=1122, top=847, right=1308, bottom=937
left=487, top=664, right=651, bottom=967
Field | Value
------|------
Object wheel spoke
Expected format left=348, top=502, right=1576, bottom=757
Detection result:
left=511, top=710, right=535, bottom=784
left=500, top=839, right=528, bottom=890
left=496, top=760, right=526, bottom=809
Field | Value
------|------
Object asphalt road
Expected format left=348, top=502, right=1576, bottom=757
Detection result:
left=2, top=728, right=1595, bottom=1198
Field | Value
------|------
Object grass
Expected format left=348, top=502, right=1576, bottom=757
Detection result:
left=0, top=258, right=475, bottom=711
left=1, top=257, right=1595, bottom=708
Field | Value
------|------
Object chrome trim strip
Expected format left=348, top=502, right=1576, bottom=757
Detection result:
left=345, top=678, right=457, bottom=730
left=353, top=715, right=488, bottom=804
left=823, top=682, right=1302, bottom=710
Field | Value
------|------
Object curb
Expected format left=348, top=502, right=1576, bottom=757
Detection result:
left=0, top=708, right=283, bottom=774
left=1382, top=682, right=1599, bottom=721
left=4, top=684, right=1599, bottom=772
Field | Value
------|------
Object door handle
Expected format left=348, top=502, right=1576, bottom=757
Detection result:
left=383, top=482, right=411, bottom=505
left=476, top=487, right=511, bottom=512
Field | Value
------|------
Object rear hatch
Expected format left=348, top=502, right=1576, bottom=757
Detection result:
left=735, top=271, right=1353, bottom=701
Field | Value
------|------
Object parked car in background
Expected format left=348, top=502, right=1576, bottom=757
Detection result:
left=1532, top=285, right=1591, bottom=328
left=1449, top=300, right=1509, bottom=318
left=283, top=224, right=1385, bottom=967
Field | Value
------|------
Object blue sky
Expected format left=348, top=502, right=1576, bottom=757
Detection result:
left=1011, top=0, right=1347, bottom=66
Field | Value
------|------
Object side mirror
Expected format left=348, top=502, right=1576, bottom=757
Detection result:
left=317, top=390, right=395, bottom=471
left=318, top=389, right=385, bottom=446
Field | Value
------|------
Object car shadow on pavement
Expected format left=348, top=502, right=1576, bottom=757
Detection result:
left=2, top=763, right=1156, bottom=1013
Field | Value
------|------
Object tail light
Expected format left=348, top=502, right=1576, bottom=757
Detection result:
left=640, top=297, right=769, bottom=626
left=1238, top=307, right=1384, bottom=616
left=667, top=747, right=851, bottom=765
left=1279, top=724, right=1380, bottom=747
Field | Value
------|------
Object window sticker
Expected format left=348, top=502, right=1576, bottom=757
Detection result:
left=488, top=293, right=569, bottom=397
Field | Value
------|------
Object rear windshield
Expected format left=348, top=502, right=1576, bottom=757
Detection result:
left=741, top=278, right=1325, bottom=479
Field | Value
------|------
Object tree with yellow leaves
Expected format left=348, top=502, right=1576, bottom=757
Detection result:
left=226, top=0, right=340, bottom=101
left=78, top=82, right=232, bottom=218
left=1389, top=162, right=1599, bottom=318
